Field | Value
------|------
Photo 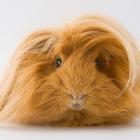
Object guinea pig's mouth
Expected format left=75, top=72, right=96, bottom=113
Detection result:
left=68, top=102, right=84, bottom=111
left=70, top=105, right=82, bottom=111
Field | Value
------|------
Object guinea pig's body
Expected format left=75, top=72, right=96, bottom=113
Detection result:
left=0, top=15, right=140, bottom=127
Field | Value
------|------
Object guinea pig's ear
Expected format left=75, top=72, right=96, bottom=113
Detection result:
left=0, top=30, right=57, bottom=111
left=76, top=15, right=140, bottom=93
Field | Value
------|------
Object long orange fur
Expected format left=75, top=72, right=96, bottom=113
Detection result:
left=0, top=15, right=140, bottom=127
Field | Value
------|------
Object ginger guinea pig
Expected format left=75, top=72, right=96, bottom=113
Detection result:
left=0, top=15, right=140, bottom=127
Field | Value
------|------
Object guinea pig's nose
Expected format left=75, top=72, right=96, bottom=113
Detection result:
left=68, top=94, right=85, bottom=110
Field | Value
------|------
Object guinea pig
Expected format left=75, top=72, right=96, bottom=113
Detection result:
left=0, top=15, right=140, bottom=127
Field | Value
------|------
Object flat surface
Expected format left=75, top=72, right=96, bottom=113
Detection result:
left=0, top=0, right=140, bottom=140
left=0, top=120, right=140, bottom=140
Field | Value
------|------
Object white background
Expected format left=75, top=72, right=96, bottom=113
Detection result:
left=0, top=0, right=140, bottom=139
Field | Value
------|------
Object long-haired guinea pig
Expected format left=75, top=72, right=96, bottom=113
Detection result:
left=0, top=15, right=140, bottom=127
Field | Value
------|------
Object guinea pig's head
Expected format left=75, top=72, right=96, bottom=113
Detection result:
left=0, top=16, right=140, bottom=126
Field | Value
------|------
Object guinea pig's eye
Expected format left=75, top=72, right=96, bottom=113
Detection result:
left=56, top=58, right=62, bottom=67
left=95, top=58, right=103, bottom=68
